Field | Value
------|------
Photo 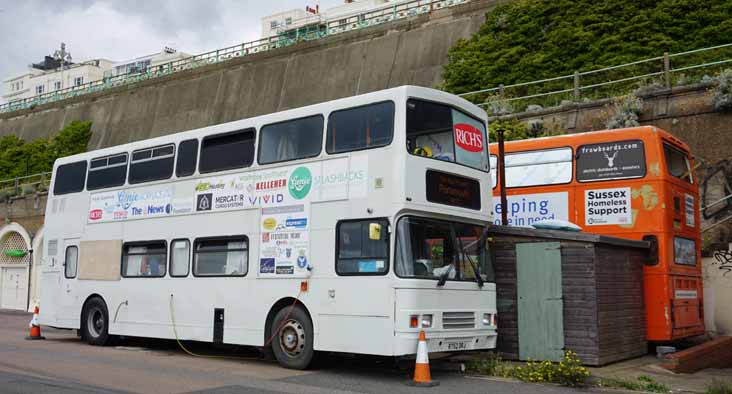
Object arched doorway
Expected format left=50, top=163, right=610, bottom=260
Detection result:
left=0, top=223, right=32, bottom=311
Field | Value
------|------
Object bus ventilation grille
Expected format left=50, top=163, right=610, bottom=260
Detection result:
left=442, top=312, right=475, bottom=329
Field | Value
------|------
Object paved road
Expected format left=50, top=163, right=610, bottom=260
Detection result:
left=0, top=310, right=591, bottom=394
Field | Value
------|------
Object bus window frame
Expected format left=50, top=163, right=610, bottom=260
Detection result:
left=53, top=160, right=88, bottom=196
left=405, top=98, right=489, bottom=173
left=169, top=238, right=191, bottom=278
left=128, top=143, right=176, bottom=185
left=575, top=139, right=646, bottom=183
left=120, top=240, right=168, bottom=278
left=192, top=235, right=249, bottom=278
left=492, top=146, right=574, bottom=189
left=176, top=139, right=199, bottom=178
left=258, top=114, right=325, bottom=165
left=87, top=152, right=129, bottom=191
left=326, top=100, right=396, bottom=155
left=334, top=217, right=390, bottom=277
left=198, top=128, right=256, bottom=174
left=662, top=142, right=693, bottom=184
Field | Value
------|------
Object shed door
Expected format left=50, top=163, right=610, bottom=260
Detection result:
left=1, top=266, right=28, bottom=310
left=517, top=242, right=564, bottom=361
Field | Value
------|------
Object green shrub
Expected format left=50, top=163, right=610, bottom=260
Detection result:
left=467, top=350, right=590, bottom=387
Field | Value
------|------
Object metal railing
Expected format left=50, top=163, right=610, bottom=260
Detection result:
left=0, top=172, right=51, bottom=201
left=458, top=42, right=732, bottom=113
left=0, top=0, right=470, bottom=114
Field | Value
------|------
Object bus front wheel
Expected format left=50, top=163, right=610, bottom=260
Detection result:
left=82, top=297, right=111, bottom=346
left=270, top=305, right=314, bottom=370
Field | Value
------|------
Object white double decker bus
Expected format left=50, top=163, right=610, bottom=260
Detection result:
left=40, top=86, right=497, bottom=369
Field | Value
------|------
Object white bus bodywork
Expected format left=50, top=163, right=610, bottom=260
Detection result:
left=40, top=86, right=497, bottom=366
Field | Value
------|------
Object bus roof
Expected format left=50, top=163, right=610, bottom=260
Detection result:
left=488, top=126, right=690, bottom=153
left=55, top=86, right=487, bottom=167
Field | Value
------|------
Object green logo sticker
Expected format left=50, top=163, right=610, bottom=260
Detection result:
left=288, top=166, right=312, bottom=200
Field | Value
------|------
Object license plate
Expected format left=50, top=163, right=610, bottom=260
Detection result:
left=446, top=340, right=469, bottom=351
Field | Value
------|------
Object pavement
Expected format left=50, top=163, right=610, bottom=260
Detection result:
left=0, top=309, right=728, bottom=394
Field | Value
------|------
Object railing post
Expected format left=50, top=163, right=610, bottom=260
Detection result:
left=663, top=52, right=671, bottom=89
left=574, top=71, right=580, bottom=101
left=13, top=177, right=19, bottom=197
left=499, top=84, right=505, bottom=100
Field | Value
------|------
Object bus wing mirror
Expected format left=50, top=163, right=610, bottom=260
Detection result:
left=369, top=223, right=382, bottom=240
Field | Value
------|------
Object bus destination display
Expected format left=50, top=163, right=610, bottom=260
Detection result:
left=426, top=170, right=480, bottom=210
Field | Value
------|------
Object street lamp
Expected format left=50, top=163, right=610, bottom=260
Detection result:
left=52, top=42, right=72, bottom=91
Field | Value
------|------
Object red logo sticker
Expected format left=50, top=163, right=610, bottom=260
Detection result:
left=454, top=123, right=483, bottom=152
left=89, top=209, right=103, bottom=221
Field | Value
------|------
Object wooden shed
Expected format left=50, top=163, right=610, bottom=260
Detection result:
left=488, top=225, right=650, bottom=366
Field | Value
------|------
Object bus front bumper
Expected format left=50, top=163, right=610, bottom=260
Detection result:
left=394, top=329, right=497, bottom=355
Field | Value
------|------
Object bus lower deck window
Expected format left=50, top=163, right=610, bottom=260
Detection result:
left=194, top=237, right=248, bottom=276
left=122, top=241, right=167, bottom=277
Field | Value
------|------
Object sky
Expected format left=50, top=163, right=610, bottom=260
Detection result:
left=0, top=0, right=342, bottom=101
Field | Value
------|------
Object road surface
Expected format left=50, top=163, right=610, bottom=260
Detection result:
left=0, top=310, right=594, bottom=394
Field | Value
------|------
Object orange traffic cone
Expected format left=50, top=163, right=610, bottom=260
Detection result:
left=408, top=330, right=439, bottom=387
left=25, top=306, right=45, bottom=340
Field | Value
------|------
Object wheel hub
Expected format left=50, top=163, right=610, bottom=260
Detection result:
left=279, top=319, right=305, bottom=357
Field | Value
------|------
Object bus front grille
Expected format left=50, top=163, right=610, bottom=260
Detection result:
left=442, top=312, right=475, bottom=329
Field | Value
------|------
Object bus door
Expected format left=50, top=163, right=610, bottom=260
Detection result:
left=58, top=238, right=80, bottom=324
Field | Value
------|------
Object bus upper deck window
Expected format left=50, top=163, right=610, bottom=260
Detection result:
left=327, top=101, right=394, bottom=154
left=406, top=99, right=488, bottom=171
left=663, top=144, right=693, bottom=183
left=260, top=115, right=323, bottom=164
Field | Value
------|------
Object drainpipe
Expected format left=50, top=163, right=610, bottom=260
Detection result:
left=497, top=129, right=508, bottom=226
left=26, top=248, right=33, bottom=312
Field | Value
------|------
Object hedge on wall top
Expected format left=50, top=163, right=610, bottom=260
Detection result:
left=442, top=0, right=732, bottom=95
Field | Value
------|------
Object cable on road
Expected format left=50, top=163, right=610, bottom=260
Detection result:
left=168, top=286, right=306, bottom=361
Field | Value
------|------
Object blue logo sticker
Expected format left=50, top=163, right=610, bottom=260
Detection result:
left=260, top=258, right=275, bottom=274
left=285, top=218, right=308, bottom=229
left=297, top=255, right=308, bottom=269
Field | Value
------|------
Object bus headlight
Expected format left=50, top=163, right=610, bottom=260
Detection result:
left=482, top=313, right=491, bottom=326
left=421, top=314, right=433, bottom=328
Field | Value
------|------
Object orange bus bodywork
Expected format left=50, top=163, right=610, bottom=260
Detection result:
left=489, top=126, right=703, bottom=342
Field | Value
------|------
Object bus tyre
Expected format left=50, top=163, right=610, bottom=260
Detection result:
left=82, top=297, right=111, bottom=346
left=270, top=305, right=314, bottom=370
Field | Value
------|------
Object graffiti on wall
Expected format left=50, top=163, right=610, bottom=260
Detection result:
left=712, top=251, right=732, bottom=276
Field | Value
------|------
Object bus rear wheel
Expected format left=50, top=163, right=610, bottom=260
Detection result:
left=82, top=297, right=111, bottom=346
left=270, top=305, right=314, bottom=370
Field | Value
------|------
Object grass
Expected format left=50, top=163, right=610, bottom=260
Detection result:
left=706, top=379, right=732, bottom=394
left=597, top=375, right=670, bottom=393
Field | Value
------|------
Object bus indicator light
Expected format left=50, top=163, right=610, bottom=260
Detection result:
left=410, top=315, right=419, bottom=328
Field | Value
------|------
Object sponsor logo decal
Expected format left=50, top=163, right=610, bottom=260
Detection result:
left=276, top=265, right=294, bottom=275
left=89, top=209, right=103, bottom=220
left=196, top=193, right=212, bottom=211
left=288, top=167, right=312, bottom=200
left=256, top=179, right=287, bottom=190
left=262, top=217, right=277, bottom=231
left=453, top=123, right=483, bottom=152
left=260, top=258, right=275, bottom=274
left=285, top=218, right=307, bottom=229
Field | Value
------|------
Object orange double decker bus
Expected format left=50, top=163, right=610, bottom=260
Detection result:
left=489, top=126, right=703, bottom=341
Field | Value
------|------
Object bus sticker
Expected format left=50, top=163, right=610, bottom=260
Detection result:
left=585, top=187, right=632, bottom=225
left=259, top=204, right=310, bottom=278
left=576, top=140, right=645, bottom=182
left=88, top=186, right=173, bottom=223
left=685, top=194, right=695, bottom=227
left=492, top=192, right=569, bottom=226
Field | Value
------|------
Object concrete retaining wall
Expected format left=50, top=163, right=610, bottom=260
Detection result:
left=0, top=0, right=500, bottom=149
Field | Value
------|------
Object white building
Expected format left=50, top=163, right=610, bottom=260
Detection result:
left=2, top=46, right=189, bottom=104
left=105, top=47, right=189, bottom=78
left=261, top=0, right=391, bottom=38
left=2, top=56, right=113, bottom=103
